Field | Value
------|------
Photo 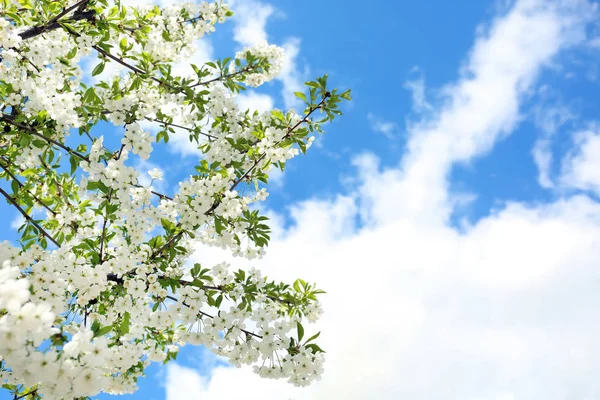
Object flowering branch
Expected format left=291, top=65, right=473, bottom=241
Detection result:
left=0, top=159, right=57, bottom=216
left=0, top=1, right=348, bottom=397
left=164, top=295, right=263, bottom=339
left=37, top=156, right=73, bottom=208
left=150, top=118, right=217, bottom=140
left=0, top=186, right=59, bottom=247
left=13, top=388, right=37, bottom=400
left=18, top=0, right=94, bottom=41
left=0, top=114, right=90, bottom=162
left=98, top=145, right=125, bottom=263
left=190, top=64, right=257, bottom=88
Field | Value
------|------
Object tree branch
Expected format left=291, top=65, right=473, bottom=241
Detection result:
left=0, top=160, right=56, bottom=216
left=13, top=388, right=37, bottom=400
left=189, top=65, right=256, bottom=88
left=37, top=156, right=72, bottom=209
left=147, top=95, right=330, bottom=259
left=0, top=187, right=59, bottom=247
left=0, top=114, right=90, bottom=162
left=98, top=145, right=124, bottom=263
left=150, top=118, right=217, bottom=140
left=91, top=45, right=178, bottom=91
left=164, top=295, right=262, bottom=339
left=18, top=0, right=94, bottom=41
left=206, top=94, right=329, bottom=215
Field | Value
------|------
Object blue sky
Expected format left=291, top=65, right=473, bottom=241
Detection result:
left=4, top=0, right=600, bottom=398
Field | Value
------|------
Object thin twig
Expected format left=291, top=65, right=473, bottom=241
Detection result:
left=18, top=0, right=94, bottom=41
left=164, top=295, right=262, bottom=339
left=98, top=145, right=124, bottom=263
left=149, top=95, right=329, bottom=258
left=37, top=156, right=72, bottom=208
left=0, top=160, right=56, bottom=216
left=14, top=388, right=38, bottom=400
left=150, top=118, right=217, bottom=140
left=0, top=187, right=59, bottom=247
left=189, top=65, right=255, bottom=88
left=0, top=115, right=90, bottom=162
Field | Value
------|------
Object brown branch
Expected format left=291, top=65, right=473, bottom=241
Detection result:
left=206, top=94, right=330, bottom=215
left=18, top=0, right=94, bottom=41
left=152, top=231, right=184, bottom=259
left=150, top=118, right=217, bottom=140
left=0, top=187, right=59, bottom=247
left=0, top=114, right=90, bottom=162
left=92, top=44, right=252, bottom=92
left=178, top=280, right=293, bottom=305
left=0, top=160, right=56, bottom=216
left=98, top=146, right=125, bottom=263
left=164, top=295, right=262, bottom=339
left=92, top=45, right=146, bottom=76
left=189, top=65, right=255, bottom=88
left=179, top=15, right=205, bottom=25
left=12, top=48, right=40, bottom=73
left=91, top=45, right=178, bottom=91
left=148, top=188, right=173, bottom=201
left=14, top=388, right=38, bottom=400
left=37, top=156, right=72, bottom=208
left=148, top=95, right=330, bottom=259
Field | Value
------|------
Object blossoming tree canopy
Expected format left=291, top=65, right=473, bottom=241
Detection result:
left=0, top=0, right=351, bottom=397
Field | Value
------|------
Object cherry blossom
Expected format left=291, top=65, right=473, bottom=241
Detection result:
left=0, top=0, right=350, bottom=398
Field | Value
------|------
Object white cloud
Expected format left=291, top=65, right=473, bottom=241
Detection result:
left=403, top=66, right=431, bottom=113
left=532, top=138, right=554, bottom=188
left=165, top=364, right=209, bottom=400
left=170, top=189, right=600, bottom=399
left=266, top=167, right=284, bottom=189
left=229, top=0, right=275, bottom=47
left=164, top=0, right=600, bottom=399
left=559, top=124, right=600, bottom=195
left=589, top=37, right=600, bottom=48
left=530, top=87, right=576, bottom=188
left=167, top=363, right=304, bottom=400
left=277, top=38, right=305, bottom=110
left=236, top=92, right=274, bottom=114
left=357, top=0, right=594, bottom=227
left=367, top=113, right=398, bottom=139
left=10, top=215, right=24, bottom=230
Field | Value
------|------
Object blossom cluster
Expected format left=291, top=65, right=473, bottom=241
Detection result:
left=0, top=0, right=350, bottom=398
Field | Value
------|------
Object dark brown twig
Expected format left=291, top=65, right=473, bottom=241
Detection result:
left=18, top=0, right=94, bottom=41
left=0, top=187, right=59, bottom=247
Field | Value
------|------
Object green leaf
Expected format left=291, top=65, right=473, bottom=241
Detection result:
left=190, top=263, right=202, bottom=278
left=10, top=180, right=19, bottom=194
left=306, top=343, right=325, bottom=354
left=297, top=322, right=304, bottom=342
left=294, top=92, right=307, bottom=102
left=120, top=311, right=131, bottom=334
left=94, top=325, right=112, bottom=337
left=161, top=218, right=176, bottom=234
left=92, top=61, right=106, bottom=77
left=271, top=110, right=285, bottom=121
left=66, top=46, right=77, bottom=59
left=214, top=216, right=224, bottom=235
left=304, top=331, right=320, bottom=344
left=120, top=38, right=128, bottom=53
